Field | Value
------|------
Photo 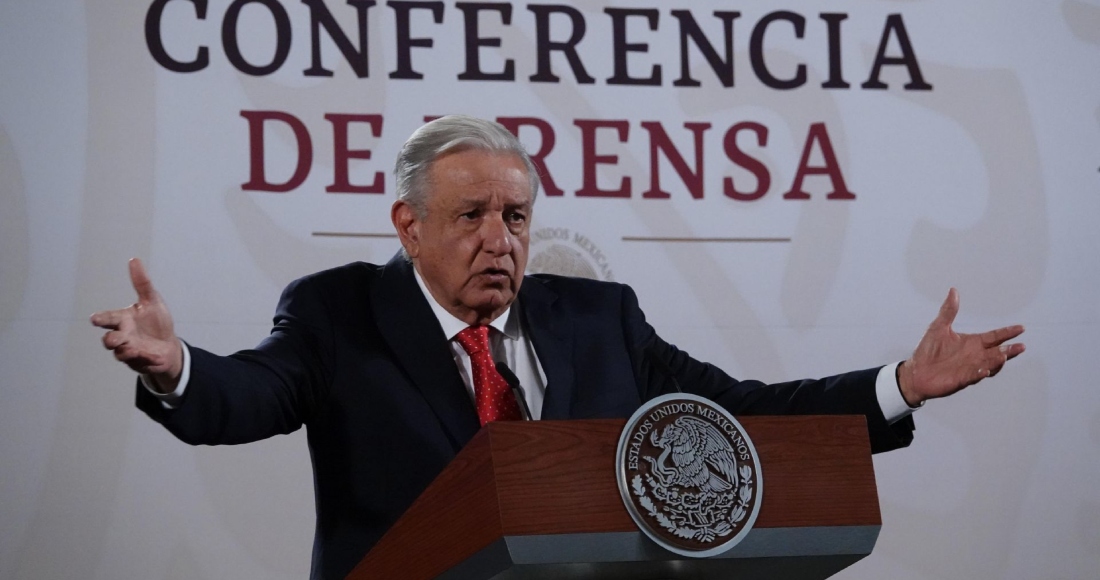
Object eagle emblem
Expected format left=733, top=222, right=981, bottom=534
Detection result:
left=616, top=394, right=762, bottom=557
left=647, top=415, right=741, bottom=494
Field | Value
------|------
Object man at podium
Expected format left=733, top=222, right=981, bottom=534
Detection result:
left=91, top=115, right=1025, bottom=580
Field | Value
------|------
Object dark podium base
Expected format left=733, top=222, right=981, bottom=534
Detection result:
left=442, top=525, right=879, bottom=580
left=481, top=556, right=863, bottom=580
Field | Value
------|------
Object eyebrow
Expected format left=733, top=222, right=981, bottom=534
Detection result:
left=451, top=196, right=531, bottom=212
left=452, top=198, right=488, bottom=213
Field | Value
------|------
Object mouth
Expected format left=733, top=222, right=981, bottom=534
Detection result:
left=479, top=268, right=512, bottom=285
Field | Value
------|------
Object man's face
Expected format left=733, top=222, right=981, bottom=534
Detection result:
left=393, top=149, right=533, bottom=325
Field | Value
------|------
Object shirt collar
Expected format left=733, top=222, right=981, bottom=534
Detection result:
left=412, top=266, right=519, bottom=340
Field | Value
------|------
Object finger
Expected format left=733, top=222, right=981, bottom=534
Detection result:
left=90, top=308, right=128, bottom=330
left=1001, top=342, right=1026, bottom=360
left=986, top=343, right=1025, bottom=377
left=981, top=324, right=1025, bottom=347
left=986, top=351, right=1009, bottom=377
left=129, top=258, right=158, bottom=303
left=112, top=343, right=133, bottom=361
left=113, top=341, right=152, bottom=364
left=101, top=330, right=128, bottom=350
left=933, top=287, right=959, bottom=329
left=114, top=345, right=151, bottom=371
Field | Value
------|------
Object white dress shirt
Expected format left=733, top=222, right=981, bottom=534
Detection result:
left=412, top=269, right=547, bottom=420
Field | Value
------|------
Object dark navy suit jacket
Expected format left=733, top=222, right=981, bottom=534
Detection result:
left=136, top=254, right=914, bottom=579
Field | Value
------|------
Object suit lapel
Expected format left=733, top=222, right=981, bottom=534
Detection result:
left=519, top=277, right=575, bottom=420
left=371, top=255, right=480, bottom=448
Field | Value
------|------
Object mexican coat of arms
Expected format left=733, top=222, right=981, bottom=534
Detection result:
left=616, top=393, right=763, bottom=557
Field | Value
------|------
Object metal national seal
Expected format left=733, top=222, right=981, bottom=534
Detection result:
left=616, top=393, right=763, bottom=557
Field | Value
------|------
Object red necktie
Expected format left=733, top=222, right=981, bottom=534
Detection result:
left=454, top=326, right=523, bottom=425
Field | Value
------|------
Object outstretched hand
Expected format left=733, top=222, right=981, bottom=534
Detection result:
left=898, top=288, right=1025, bottom=407
left=90, top=258, right=183, bottom=393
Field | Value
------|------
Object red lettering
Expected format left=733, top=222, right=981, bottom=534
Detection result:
left=325, top=113, right=384, bottom=193
left=640, top=121, right=710, bottom=199
left=497, top=116, right=563, bottom=196
left=241, top=110, right=313, bottom=193
left=574, top=119, right=631, bottom=197
left=723, top=122, right=771, bottom=201
left=784, top=122, right=854, bottom=200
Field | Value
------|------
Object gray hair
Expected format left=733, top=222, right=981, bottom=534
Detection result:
left=394, top=115, right=541, bottom=218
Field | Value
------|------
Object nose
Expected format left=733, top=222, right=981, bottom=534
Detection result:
left=481, top=213, right=513, bottom=255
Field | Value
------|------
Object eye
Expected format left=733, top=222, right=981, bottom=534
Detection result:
left=460, top=209, right=481, bottom=220
left=506, top=210, right=527, bottom=224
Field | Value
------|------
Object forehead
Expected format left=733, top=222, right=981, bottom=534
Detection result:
left=425, top=150, right=533, bottom=205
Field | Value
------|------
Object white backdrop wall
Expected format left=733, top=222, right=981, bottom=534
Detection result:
left=1, top=1, right=1098, bottom=578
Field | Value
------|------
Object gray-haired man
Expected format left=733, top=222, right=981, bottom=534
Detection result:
left=92, top=115, right=1025, bottom=579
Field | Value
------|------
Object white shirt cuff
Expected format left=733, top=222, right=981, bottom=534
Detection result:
left=876, top=361, right=920, bottom=424
left=140, top=339, right=191, bottom=409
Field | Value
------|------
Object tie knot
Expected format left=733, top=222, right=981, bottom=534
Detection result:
left=455, top=325, right=491, bottom=356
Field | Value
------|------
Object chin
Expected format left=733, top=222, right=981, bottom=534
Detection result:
left=476, top=290, right=514, bottom=312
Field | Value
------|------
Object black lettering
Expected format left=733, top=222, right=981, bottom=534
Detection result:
left=456, top=2, right=515, bottom=81
left=671, top=10, right=739, bottom=88
left=528, top=4, right=594, bottom=84
left=387, top=1, right=444, bottom=80
left=605, top=8, right=661, bottom=86
left=749, top=11, right=806, bottom=90
left=146, top=0, right=209, bottom=73
left=302, top=0, right=375, bottom=78
left=820, top=13, right=849, bottom=89
left=861, top=14, right=932, bottom=90
left=223, top=0, right=292, bottom=76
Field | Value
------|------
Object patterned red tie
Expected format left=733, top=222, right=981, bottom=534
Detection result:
left=454, top=326, right=523, bottom=425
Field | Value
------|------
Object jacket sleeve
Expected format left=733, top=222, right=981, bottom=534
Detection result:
left=620, top=284, right=914, bottom=454
left=135, top=275, right=335, bottom=445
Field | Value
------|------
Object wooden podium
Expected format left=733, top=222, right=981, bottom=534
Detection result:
left=347, top=416, right=880, bottom=580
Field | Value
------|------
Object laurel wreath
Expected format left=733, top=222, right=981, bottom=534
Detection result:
left=632, top=465, right=754, bottom=543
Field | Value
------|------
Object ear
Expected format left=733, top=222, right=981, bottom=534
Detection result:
left=391, top=200, right=421, bottom=259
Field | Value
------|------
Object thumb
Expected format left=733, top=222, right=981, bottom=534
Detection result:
left=933, top=287, right=959, bottom=328
left=129, top=258, right=158, bottom=303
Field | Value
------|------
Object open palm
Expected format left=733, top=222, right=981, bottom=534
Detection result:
left=899, top=288, right=1025, bottom=406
